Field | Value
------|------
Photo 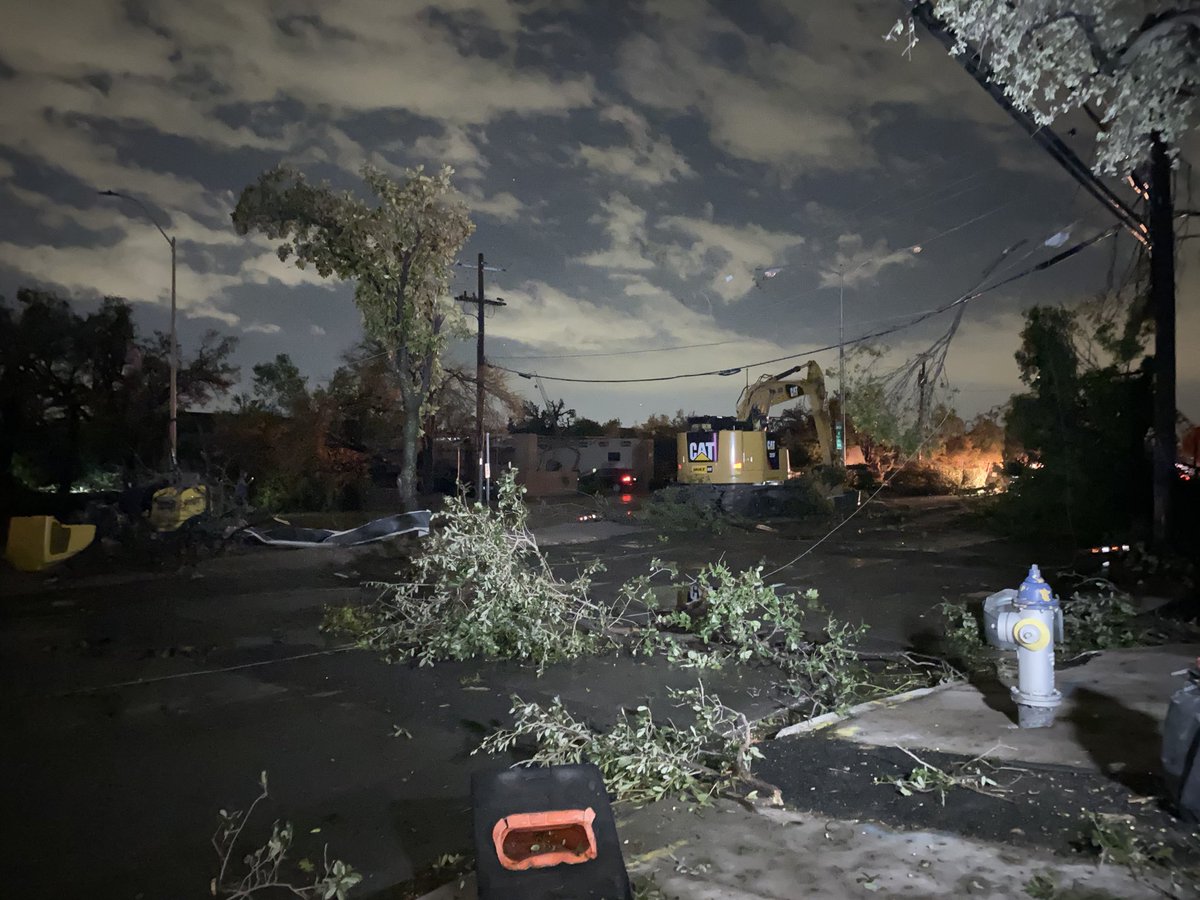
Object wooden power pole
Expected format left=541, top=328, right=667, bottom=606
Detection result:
left=456, top=253, right=505, bottom=501
left=1149, top=141, right=1176, bottom=545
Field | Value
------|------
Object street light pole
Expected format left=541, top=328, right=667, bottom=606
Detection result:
left=838, top=271, right=846, bottom=468
left=98, top=190, right=178, bottom=470
left=169, top=232, right=177, bottom=470
left=755, top=247, right=920, bottom=469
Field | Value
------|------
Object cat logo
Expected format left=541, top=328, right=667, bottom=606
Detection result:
left=686, top=432, right=718, bottom=463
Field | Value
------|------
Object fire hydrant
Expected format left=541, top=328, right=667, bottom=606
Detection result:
left=983, top=564, right=1064, bottom=728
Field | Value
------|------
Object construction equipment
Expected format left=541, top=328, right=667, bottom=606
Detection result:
left=148, top=482, right=209, bottom=532
left=4, top=516, right=96, bottom=572
left=678, top=361, right=833, bottom=485
left=674, top=361, right=836, bottom=515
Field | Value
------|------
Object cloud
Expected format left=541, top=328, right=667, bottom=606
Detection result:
left=576, top=105, right=694, bottom=186
left=243, top=322, right=282, bottom=334
left=147, top=2, right=596, bottom=126
left=0, top=234, right=243, bottom=324
left=0, top=183, right=340, bottom=324
left=411, top=124, right=489, bottom=181
left=613, top=0, right=1019, bottom=178
left=461, top=186, right=528, bottom=224
left=578, top=194, right=656, bottom=271
left=310, top=324, right=327, bottom=336
left=816, top=234, right=922, bottom=288
left=491, top=278, right=783, bottom=367
left=656, top=215, right=807, bottom=300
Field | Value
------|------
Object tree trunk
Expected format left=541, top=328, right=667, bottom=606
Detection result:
left=395, top=375, right=421, bottom=511
left=392, top=333, right=430, bottom=511
left=57, top=406, right=80, bottom=495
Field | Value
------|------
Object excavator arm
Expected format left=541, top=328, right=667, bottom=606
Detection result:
left=735, top=361, right=834, bottom=466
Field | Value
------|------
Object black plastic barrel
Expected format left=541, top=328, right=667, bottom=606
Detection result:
left=471, top=763, right=632, bottom=900
left=1162, top=670, right=1200, bottom=822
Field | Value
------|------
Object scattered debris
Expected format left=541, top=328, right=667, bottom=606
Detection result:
left=1060, top=577, right=1142, bottom=652
left=243, top=510, right=430, bottom=547
left=211, top=771, right=360, bottom=899
left=878, top=745, right=1024, bottom=806
left=626, top=560, right=882, bottom=716
left=476, top=683, right=776, bottom=806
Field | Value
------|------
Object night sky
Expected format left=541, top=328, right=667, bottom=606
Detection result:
left=1, top=0, right=1196, bottom=424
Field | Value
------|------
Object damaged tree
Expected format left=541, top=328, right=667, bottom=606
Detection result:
left=892, top=2, right=1199, bottom=543
left=233, top=165, right=473, bottom=510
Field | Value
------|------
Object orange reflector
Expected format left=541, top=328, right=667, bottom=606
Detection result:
left=492, top=808, right=598, bottom=871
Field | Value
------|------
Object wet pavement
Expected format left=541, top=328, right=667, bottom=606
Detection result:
left=0, top=495, right=1153, bottom=898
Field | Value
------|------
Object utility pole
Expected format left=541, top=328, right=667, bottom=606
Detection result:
left=916, top=359, right=929, bottom=458
left=455, top=252, right=505, bottom=501
left=1149, top=140, right=1176, bottom=545
left=837, top=271, right=847, bottom=467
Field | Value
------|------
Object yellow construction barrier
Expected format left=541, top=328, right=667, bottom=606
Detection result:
left=4, top=516, right=96, bottom=572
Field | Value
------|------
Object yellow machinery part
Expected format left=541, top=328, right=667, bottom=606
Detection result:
left=677, top=430, right=790, bottom=485
left=4, top=516, right=96, bottom=572
left=149, top=484, right=208, bottom=532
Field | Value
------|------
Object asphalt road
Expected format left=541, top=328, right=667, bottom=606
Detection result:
left=1, top=496, right=1043, bottom=898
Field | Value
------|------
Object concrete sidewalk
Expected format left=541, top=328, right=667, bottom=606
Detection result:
left=421, top=646, right=1198, bottom=900
left=824, top=645, right=1197, bottom=774
left=424, top=801, right=1176, bottom=900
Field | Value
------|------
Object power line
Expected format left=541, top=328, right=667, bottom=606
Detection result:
left=494, top=226, right=1118, bottom=386
left=492, top=338, right=741, bottom=361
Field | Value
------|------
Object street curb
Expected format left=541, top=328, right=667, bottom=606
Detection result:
left=773, top=679, right=963, bottom=739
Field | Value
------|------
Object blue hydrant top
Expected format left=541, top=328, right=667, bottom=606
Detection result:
left=1017, top=564, right=1057, bottom=608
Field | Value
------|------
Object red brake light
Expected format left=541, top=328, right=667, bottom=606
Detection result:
left=620, top=474, right=633, bottom=484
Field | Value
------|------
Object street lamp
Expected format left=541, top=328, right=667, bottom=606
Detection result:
left=98, top=190, right=178, bottom=470
left=755, top=246, right=922, bottom=467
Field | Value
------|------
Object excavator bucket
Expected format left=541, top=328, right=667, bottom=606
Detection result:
left=4, top=516, right=96, bottom=572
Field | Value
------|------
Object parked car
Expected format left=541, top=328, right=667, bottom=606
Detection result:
left=578, top=467, right=639, bottom=494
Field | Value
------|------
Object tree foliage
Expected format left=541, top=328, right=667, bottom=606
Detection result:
left=477, top=684, right=762, bottom=805
left=907, top=1, right=1200, bottom=172
left=250, top=353, right=308, bottom=415
left=335, top=469, right=616, bottom=671
left=216, top=351, right=378, bottom=511
left=998, top=303, right=1153, bottom=542
left=232, top=165, right=474, bottom=508
left=509, top=397, right=576, bottom=435
left=0, top=289, right=237, bottom=498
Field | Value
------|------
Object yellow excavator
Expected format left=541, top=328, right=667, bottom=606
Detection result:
left=675, top=361, right=835, bottom=514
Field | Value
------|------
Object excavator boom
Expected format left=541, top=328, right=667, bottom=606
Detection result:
left=735, top=361, right=833, bottom=466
